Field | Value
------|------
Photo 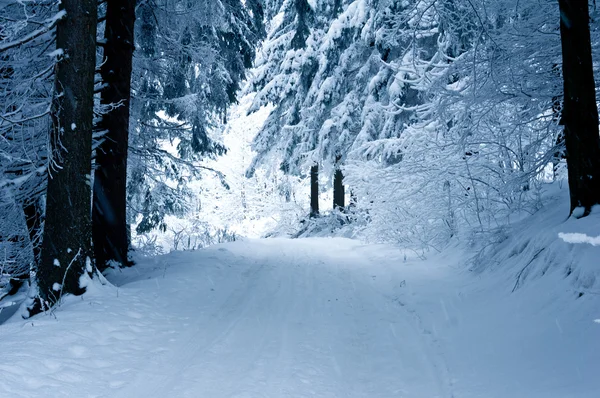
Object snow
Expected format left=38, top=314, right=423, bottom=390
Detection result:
left=571, top=206, right=586, bottom=219
left=1, top=234, right=599, bottom=397
left=559, top=232, right=600, bottom=246
left=47, top=49, right=64, bottom=58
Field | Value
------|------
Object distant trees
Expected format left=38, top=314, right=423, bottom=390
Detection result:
left=248, top=0, right=363, bottom=216
left=557, top=0, right=600, bottom=217
left=128, top=0, right=264, bottom=236
left=247, top=0, right=600, bottom=246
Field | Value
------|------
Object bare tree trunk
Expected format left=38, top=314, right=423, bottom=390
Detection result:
left=93, top=0, right=136, bottom=271
left=333, top=169, right=345, bottom=211
left=37, top=0, right=97, bottom=307
left=558, top=0, right=600, bottom=216
left=310, top=163, right=319, bottom=217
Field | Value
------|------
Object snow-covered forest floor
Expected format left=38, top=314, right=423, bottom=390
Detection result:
left=2, top=197, right=599, bottom=397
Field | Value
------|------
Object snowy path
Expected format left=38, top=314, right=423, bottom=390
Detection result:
left=1, top=238, right=599, bottom=398
left=112, top=239, right=451, bottom=398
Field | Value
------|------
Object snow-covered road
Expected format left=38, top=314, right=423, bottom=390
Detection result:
left=114, top=239, right=452, bottom=398
left=1, top=238, right=598, bottom=397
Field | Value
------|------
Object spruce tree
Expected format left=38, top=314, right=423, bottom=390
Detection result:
left=37, top=0, right=97, bottom=307
left=558, top=0, right=600, bottom=217
left=0, top=1, right=56, bottom=287
left=333, top=156, right=345, bottom=210
left=93, top=0, right=137, bottom=271
left=128, top=0, right=264, bottom=234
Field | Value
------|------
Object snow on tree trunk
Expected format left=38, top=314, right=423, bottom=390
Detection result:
left=38, top=0, right=97, bottom=307
left=558, top=0, right=600, bottom=217
left=93, top=0, right=136, bottom=271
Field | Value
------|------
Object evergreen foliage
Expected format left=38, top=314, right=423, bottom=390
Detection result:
left=247, top=0, right=600, bottom=249
left=128, top=0, right=265, bottom=234
left=1, top=1, right=58, bottom=288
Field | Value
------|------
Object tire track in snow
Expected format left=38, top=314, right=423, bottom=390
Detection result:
left=112, top=239, right=458, bottom=398
left=361, top=258, right=457, bottom=398
left=114, top=257, right=271, bottom=398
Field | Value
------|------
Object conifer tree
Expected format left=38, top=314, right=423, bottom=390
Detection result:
left=558, top=0, right=600, bottom=217
left=310, top=163, right=320, bottom=217
left=333, top=156, right=345, bottom=210
left=93, top=0, right=137, bottom=271
left=0, top=1, right=57, bottom=288
left=128, top=0, right=264, bottom=234
left=37, top=0, right=97, bottom=307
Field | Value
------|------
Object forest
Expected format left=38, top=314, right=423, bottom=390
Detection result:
left=1, top=1, right=599, bottom=397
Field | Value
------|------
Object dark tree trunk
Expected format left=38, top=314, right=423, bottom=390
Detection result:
left=37, top=0, right=97, bottom=307
left=93, top=0, right=136, bottom=271
left=558, top=0, right=600, bottom=216
left=310, top=163, right=319, bottom=217
left=22, top=197, right=43, bottom=269
left=333, top=168, right=345, bottom=210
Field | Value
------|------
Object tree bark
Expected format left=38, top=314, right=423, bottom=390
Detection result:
left=310, top=163, right=319, bottom=217
left=558, top=0, right=600, bottom=216
left=38, top=0, right=97, bottom=306
left=333, top=168, right=345, bottom=210
left=93, top=0, right=136, bottom=271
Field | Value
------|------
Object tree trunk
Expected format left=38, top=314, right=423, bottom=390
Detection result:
left=558, top=0, right=600, bottom=216
left=333, top=168, right=345, bottom=210
left=93, top=0, right=136, bottom=271
left=310, top=163, right=319, bottom=217
left=22, top=197, right=43, bottom=269
left=37, top=0, right=97, bottom=307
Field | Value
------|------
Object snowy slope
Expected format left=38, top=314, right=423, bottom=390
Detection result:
left=1, top=234, right=599, bottom=397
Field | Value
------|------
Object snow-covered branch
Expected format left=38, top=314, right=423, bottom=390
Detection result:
left=0, top=10, right=65, bottom=53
